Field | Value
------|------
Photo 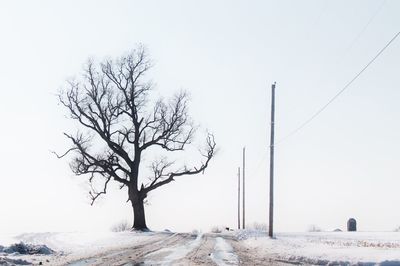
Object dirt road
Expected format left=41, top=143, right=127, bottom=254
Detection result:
left=50, top=233, right=290, bottom=266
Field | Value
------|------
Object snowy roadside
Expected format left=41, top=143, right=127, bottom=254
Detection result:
left=238, top=230, right=400, bottom=265
left=0, top=231, right=162, bottom=265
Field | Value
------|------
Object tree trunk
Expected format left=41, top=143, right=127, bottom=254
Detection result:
left=131, top=194, right=148, bottom=231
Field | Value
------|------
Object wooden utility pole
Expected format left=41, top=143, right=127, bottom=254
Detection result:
left=237, top=167, right=241, bottom=230
left=269, top=82, right=276, bottom=238
left=242, top=147, right=246, bottom=229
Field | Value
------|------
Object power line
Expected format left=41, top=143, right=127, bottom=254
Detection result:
left=345, top=0, right=387, bottom=53
left=247, top=31, right=399, bottom=183
left=276, top=30, right=400, bottom=145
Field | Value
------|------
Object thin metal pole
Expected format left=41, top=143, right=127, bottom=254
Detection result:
left=237, top=167, right=241, bottom=230
left=269, top=82, right=276, bottom=238
left=242, top=147, right=246, bottom=229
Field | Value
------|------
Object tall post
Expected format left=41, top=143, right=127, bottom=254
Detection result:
left=269, top=82, right=276, bottom=238
left=242, top=147, right=246, bottom=229
left=237, top=167, right=241, bottom=230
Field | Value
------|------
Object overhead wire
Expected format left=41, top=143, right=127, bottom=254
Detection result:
left=275, top=30, right=400, bottom=146
left=345, top=0, right=387, bottom=53
left=246, top=15, right=399, bottom=180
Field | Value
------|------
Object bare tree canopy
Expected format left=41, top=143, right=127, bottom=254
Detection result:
left=56, top=46, right=216, bottom=230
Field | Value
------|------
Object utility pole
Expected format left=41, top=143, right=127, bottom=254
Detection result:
left=269, top=82, right=276, bottom=238
left=237, top=167, right=241, bottom=230
left=242, top=147, right=246, bottom=229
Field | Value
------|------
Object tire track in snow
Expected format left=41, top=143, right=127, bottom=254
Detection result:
left=100, top=233, right=190, bottom=265
left=144, top=233, right=203, bottom=265
left=210, top=237, right=239, bottom=266
left=174, top=234, right=216, bottom=265
left=65, top=233, right=183, bottom=266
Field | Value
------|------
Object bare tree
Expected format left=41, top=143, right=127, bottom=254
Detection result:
left=55, top=46, right=216, bottom=230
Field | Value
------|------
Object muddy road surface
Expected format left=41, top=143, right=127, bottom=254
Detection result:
left=48, top=232, right=290, bottom=266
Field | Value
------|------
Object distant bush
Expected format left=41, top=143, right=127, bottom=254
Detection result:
left=250, top=222, right=268, bottom=232
left=191, top=229, right=199, bottom=235
left=211, top=226, right=222, bottom=233
left=111, top=220, right=131, bottom=232
left=307, top=224, right=322, bottom=232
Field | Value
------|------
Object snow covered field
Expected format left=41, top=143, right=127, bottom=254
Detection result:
left=239, top=230, right=400, bottom=265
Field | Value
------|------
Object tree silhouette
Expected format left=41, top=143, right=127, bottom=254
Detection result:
left=56, top=46, right=216, bottom=230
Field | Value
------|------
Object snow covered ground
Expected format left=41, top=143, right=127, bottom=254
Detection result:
left=238, top=230, right=400, bottom=265
left=0, top=230, right=159, bottom=265
left=1, top=230, right=400, bottom=265
left=15, top=231, right=156, bottom=255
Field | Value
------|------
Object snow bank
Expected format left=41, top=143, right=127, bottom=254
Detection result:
left=15, top=231, right=155, bottom=254
left=0, top=231, right=157, bottom=265
left=0, top=257, right=31, bottom=265
left=0, top=242, right=54, bottom=255
left=239, top=230, right=400, bottom=265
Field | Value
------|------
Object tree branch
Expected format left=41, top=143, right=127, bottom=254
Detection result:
left=143, top=134, right=216, bottom=193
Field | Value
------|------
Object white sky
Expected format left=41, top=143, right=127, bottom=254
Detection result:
left=0, top=0, right=399, bottom=235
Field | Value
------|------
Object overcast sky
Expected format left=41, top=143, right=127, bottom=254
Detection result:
left=0, top=0, right=399, bottom=235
